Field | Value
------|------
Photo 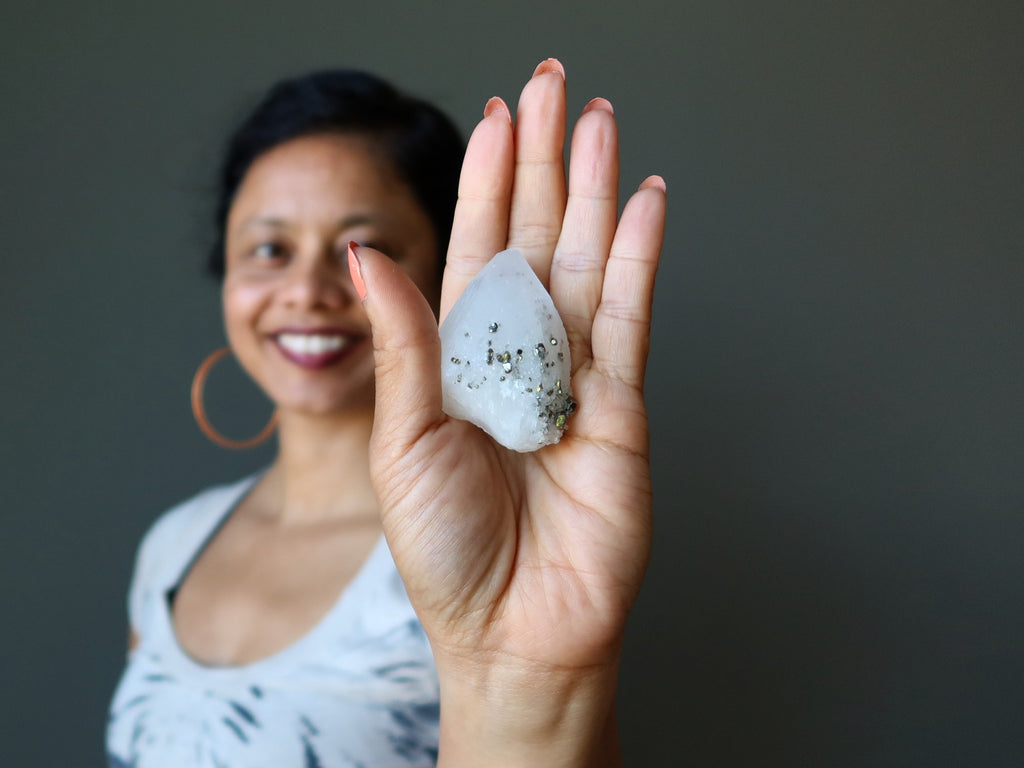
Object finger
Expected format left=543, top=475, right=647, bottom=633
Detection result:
left=507, top=58, right=568, bottom=286
left=348, top=242, right=444, bottom=457
left=440, top=97, right=514, bottom=324
left=550, top=97, right=619, bottom=373
left=590, top=177, right=667, bottom=390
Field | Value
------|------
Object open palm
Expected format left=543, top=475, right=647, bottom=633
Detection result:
left=352, top=60, right=665, bottom=687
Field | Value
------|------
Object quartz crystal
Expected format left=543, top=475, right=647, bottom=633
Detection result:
left=440, top=249, right=575, bottom=452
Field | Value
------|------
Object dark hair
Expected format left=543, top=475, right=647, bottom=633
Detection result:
left=208, top=69, right=464, bottom=277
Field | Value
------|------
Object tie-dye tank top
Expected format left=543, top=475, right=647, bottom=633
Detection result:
left=107, top=475, right=440, bottom=767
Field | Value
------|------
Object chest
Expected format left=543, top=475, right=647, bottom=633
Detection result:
left=170, top=513, right=381, bottom=667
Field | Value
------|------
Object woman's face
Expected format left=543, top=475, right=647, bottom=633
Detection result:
left=223, top=132, right=440, bottom=417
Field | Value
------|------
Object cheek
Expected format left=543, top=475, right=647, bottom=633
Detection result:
left=222, top=279, right=271, bottom=346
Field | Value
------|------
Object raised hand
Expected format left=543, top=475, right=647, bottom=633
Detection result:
left=347, top=58, right=666, bottom=767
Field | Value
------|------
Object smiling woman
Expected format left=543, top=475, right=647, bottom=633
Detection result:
left=222, top=133, right=440, bottom=416
left=107, top=70, right=463, bottom=768
left=107, top=61, right=666, bottom=768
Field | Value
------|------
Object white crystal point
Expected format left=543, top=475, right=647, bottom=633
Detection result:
left=440, top=249, right=575, bottom=452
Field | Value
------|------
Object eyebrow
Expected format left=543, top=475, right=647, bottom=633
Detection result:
left=237, top=213, right=377, bottom=232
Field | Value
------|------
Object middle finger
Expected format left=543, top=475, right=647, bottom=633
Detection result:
left=506, top=58, right=568, bottom=287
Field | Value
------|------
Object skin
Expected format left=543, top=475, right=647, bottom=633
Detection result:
left=167, top=59, right=665, bottom=768
left=171, top=132, right=442, bottom=666
left=351, top=59, right=666, bottom=768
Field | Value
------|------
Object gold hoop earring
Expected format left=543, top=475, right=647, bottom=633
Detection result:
left=191, top=347, right=278, bottom=449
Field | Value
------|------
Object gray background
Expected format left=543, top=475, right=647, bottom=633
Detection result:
left=2, top=1, right=1021, bottom=765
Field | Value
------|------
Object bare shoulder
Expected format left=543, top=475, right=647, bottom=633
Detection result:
left=135, top=477, right=259, bottom=570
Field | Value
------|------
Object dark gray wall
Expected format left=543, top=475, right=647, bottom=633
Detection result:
left=2, top=1, right=1021, bottom=765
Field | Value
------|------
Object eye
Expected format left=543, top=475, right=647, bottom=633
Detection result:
left=252, top=241, right=288, bottom=261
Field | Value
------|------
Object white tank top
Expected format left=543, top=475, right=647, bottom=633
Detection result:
left=107, top=475, right=440, bottom=767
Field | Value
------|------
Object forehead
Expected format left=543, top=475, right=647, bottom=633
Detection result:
left=228, top=133, right=413, bottom=222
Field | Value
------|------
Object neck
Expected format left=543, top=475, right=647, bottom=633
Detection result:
left=258, top=405, right=379, bottom=527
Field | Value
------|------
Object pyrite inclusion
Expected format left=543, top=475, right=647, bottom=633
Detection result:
left=440, top=249, right=575, bottom=452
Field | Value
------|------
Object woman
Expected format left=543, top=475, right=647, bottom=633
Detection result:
left=108, top=58, right=666, bottom=768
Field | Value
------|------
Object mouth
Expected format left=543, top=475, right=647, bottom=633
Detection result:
left=271, top=330, right=365, bottom=370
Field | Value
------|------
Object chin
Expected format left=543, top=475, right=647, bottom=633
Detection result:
left=258, top=354, right=376, bottom=419
left=275, top=386, right=376, bottom=419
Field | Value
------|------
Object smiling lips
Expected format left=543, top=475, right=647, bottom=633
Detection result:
left=272, top=330, right=364, bottom=369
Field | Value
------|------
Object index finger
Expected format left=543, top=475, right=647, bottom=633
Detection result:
left=440, top=97, right=514, bottom=324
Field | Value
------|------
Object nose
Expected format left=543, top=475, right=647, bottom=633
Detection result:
left=280, top=245, right=357, bottom=310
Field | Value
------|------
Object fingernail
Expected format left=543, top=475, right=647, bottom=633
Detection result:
left=639, top=175, right=667, bottom=193
left=532, top=57, right=565, bottom=79
left=483, top=96, right=511, bottom=123
left=347, top=241, right=367, bottom=300
left=582, top=97, right=614, bottom=115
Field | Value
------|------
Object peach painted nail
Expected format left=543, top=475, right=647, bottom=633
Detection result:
left=483, top=96, right=511, bottom=122
left=640, top=175, right=667, bottom=193
left=532, top=58, right=565, bottom=78
left=582, top=97, right=614, bottom=115
left=347, top=241, right=367, bottom=300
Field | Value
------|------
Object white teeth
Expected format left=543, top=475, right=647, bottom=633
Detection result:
left=277, top=333, right=347, bottom=355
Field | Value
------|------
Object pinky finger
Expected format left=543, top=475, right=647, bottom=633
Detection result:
left=590, top=176, right=667, bottom=390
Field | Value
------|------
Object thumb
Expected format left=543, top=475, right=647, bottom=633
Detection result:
left=347, top=242, right=444, bottom=457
